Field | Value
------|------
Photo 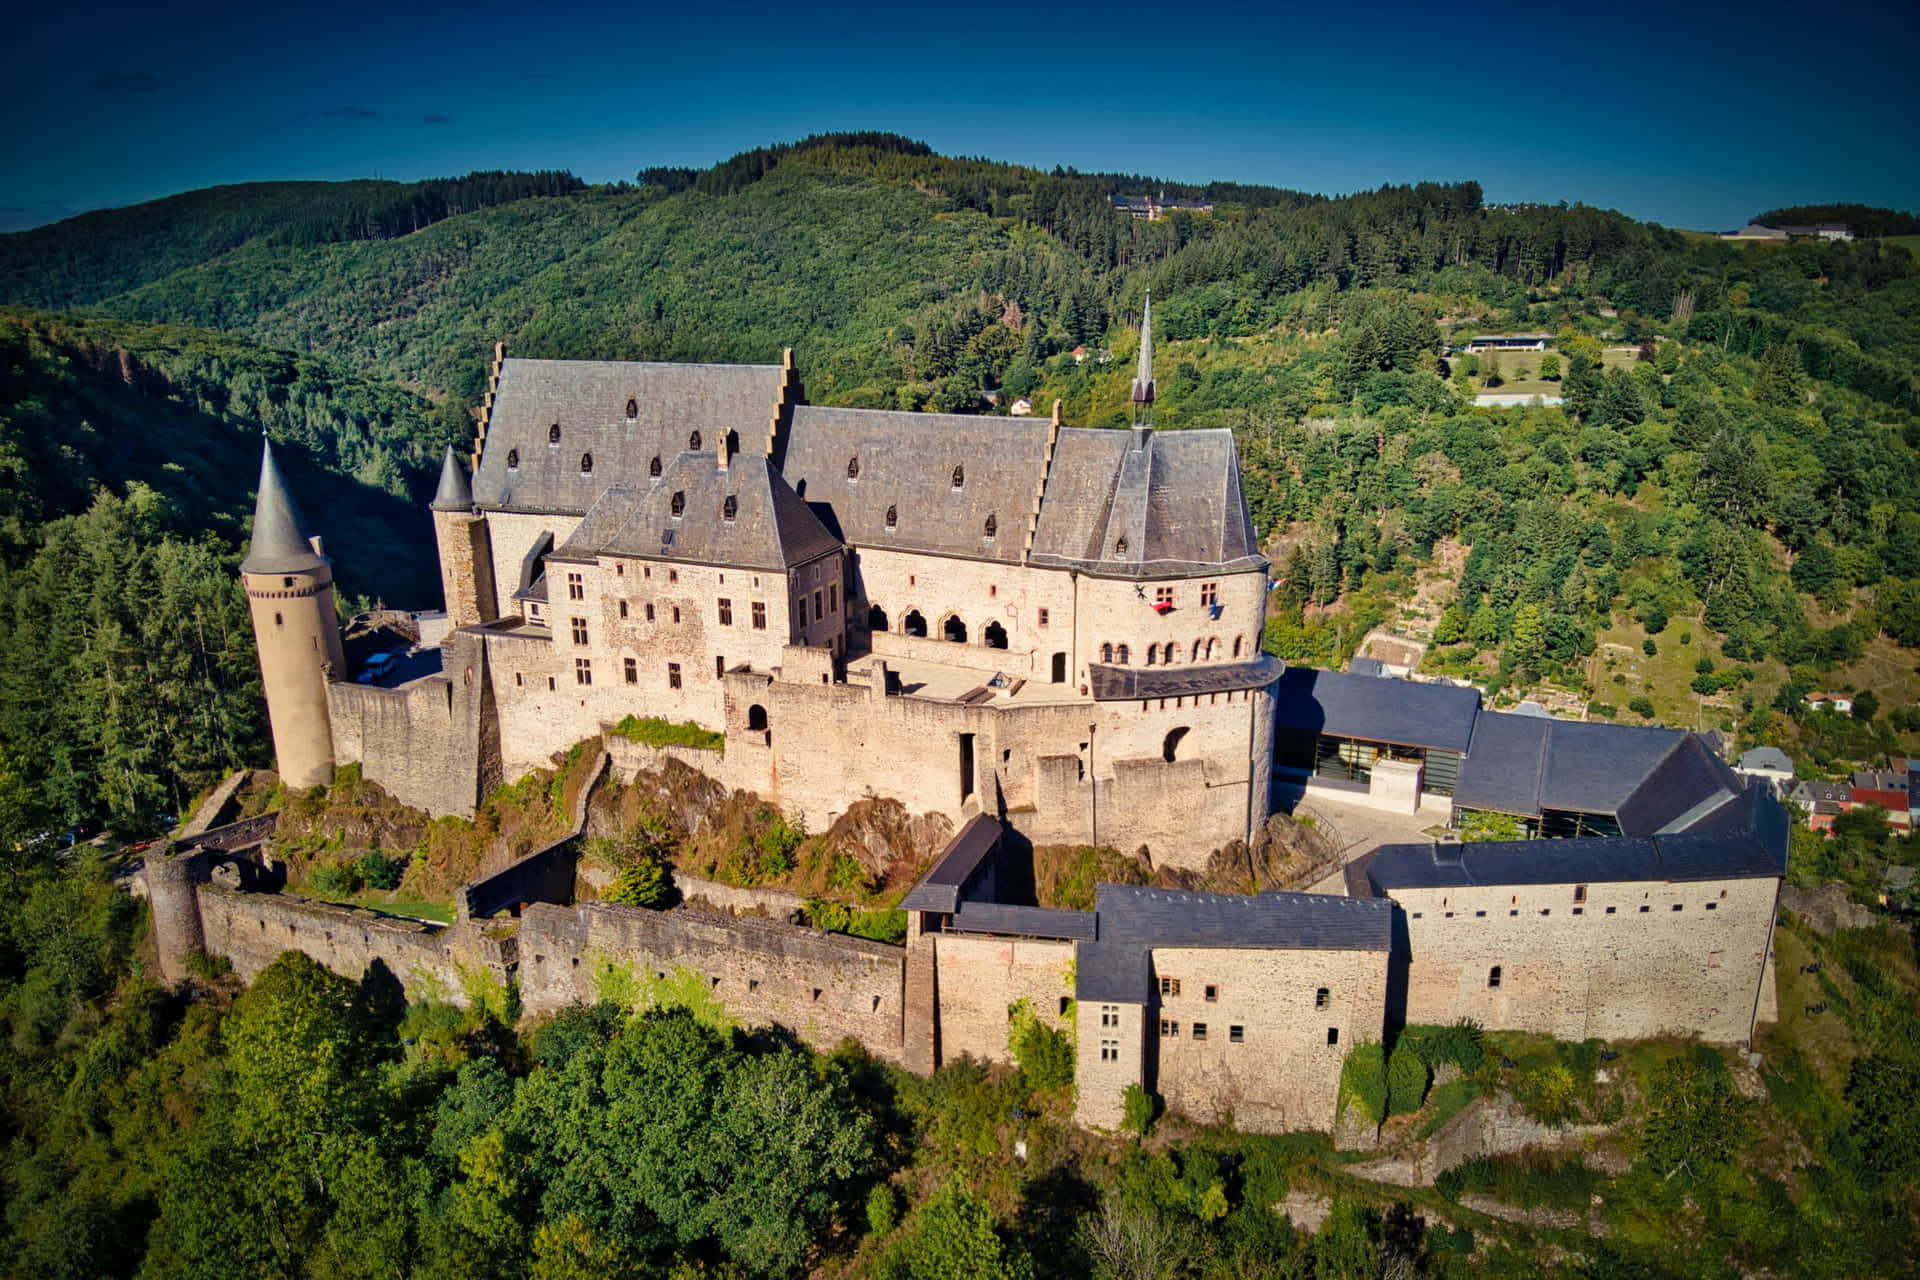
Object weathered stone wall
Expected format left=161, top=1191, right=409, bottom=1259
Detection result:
left=195, top=885, right=491, bottom=1001
left=1075, top=569, right=1268, bottom=680
left=603, top=733, right=726, bottom=783
left=484, top=511, right=583, bottom=610
left=1144, top=944, right=1389, bottom=1133
left=329, top=629, right=492, bottom=819
left=145, top=852, right=207, bottom=982
left=482, top=625, right=596, bottom=781
left=517, top=901, right=906, bottom=1059
left=1076, top=998, right=1148, bottom=1130
left=928, top=932, right=1077, bottom=1066
left=245, top=560, right=346, bottom=790
left=856, top=547, right=1077, bottom=683
left=435, top=509, right=498, bottom=627
left=669, top=872, right=804, bottom=920
left=1389, top=875, right=1779, bottom=1044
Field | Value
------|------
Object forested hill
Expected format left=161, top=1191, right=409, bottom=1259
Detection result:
left=2, top=133, right=1920, bottom=825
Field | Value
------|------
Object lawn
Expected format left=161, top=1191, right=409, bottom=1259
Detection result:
left=1477, top=344, right=1637, bottom=400
left=1590, top=615, right=1781, bottom=733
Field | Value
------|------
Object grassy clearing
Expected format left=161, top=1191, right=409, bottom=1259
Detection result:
left=1475, top=344, right=1636, bottom=399
left=1591, top=614, right=1782, bottom=732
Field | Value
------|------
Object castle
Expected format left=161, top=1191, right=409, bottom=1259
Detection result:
left=163, top=299, right=1787, bottom=1136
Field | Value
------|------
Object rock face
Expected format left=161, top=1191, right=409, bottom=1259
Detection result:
left=1781, top=881, right=1876, bottom=935
left=1347, top=1095, right=1612, bottom=1188
left=1276, top=1189, right=1333, bottom=1234
left=1333, top=1101, right=1381, bottom=1152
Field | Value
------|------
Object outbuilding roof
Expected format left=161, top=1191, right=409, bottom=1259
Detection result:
left=1271, top=666, right=1481, bottom=752
left=899, top=813, right=1004, bottom=914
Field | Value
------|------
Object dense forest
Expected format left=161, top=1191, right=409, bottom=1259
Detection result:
left=0, top=133, right=1917, bottom=1278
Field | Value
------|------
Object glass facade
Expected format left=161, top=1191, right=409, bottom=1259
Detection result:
left=1274, top=729, right=1459, bottom=797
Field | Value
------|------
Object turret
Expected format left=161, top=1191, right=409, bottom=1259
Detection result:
left=241, top=439, right=345, bottom=790
left=144, top=848, right=205, bottom=983
left=431, top=444, right=498, bottom=628
left=1130, top=290, right=1156, bottom=430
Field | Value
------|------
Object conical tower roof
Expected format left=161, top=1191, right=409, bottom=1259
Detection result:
left=1130, top=291, right=1156, bottom=406
left=431, top=444, right=473, bottom=511
left=240, top=438, right=327, bottom=575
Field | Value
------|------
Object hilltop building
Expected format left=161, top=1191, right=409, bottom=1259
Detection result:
left=217, top=297, right=1790, bottom=1136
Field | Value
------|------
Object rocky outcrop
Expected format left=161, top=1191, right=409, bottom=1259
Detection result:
left=1781, top=881, right=1876, bottom=935
left=1348, top=1095, right=1612, bottom=1188
left=1275, top=1189, right=1333, bottom=1234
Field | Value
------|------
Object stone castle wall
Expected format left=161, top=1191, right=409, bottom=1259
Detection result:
left=927, top=932, right=1077, bottom=1067
left=516, top=900, right=908, bottom=1058
left=1391, top=875, right=1779, bottom=1044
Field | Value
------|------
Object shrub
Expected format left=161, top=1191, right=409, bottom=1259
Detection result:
left=1339, top=1041, right=1388, bottom=1125
left=308, top=860, right=361, bottom=895
left=603, top=858, right=670, bottom=907
left=1695, top=656, right=1716, bottom=674
left=1643, top=637, right=1658, bottom=656
left=354, top=850, right=403, bottom=890
left=1399, top=1019, right=1485, bottom=1073
left=828, top=852, right=869, bottom=893
left=1008, top=998, right=1075, bottom=1090
left=1588, top=702, right=1617, bottom=719
left=1386, top=1045, right=1430, bottom=1116
left=866, top=1182, right=899, bottom=1236
left=1122, top=1083, right=1158, bottom=1136
left=607, top=714, right=724, bottom=752
left=1629, top=696, right=1656, bottom=719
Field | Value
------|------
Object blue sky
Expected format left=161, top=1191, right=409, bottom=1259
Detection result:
left=3, top=0, right=1915, bottom=232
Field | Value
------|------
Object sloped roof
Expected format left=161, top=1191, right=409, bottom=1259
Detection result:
left=1028, top=428, right=1262, bottom=574
left=950, top=902, right=1097, bottom=941
left=1736, top=746, right=1793, bottom=772
left=1453, top=712, right=1695, bottom=822
left=1076, top=884, right=1391, bottom=1002
left=431, top=445, right=473, bottom=512
left=899, top=813, right=1003, bottom=914
left=1616, top=735, right=1744, bottom=834
left=1351, top=785, right=1788, bottom=892
left=780, top=405, right=1047, bottom=563
left=1271, top=666, right=1480, bottom=752
left=473, top=358, right=788, bottom=514
left=241, top=439, right=328, bottom=575
left=551, top=454, right=839, bottom=573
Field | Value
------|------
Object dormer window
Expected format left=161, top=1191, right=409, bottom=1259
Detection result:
left=847, top=456, right=860, bottom=479
left=1115, top=536, right=1128, bottom=555
left=984, top=513, right=997, bottom=539
left=671, top=491, right=686, bottom=518
left=951, top=464, right=965, bottom=489
left=506, top=448, right=519, bottom=470
left=722, top=495, right=737, bottom=522
left=885, top=504, right=898, bottom=530
left=548, top=423, right=561, bottom=444
left=689, top=430, right=702, bottom=450
left=625, top=397, right=638, bottom=419
left=580, top=452, right=593, bottom=474
left=649, top=455, right=662, bottom=477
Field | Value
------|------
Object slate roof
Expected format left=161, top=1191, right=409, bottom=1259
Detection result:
left=1088, top=655, right=1284, bottom=701
left=1350, top=785, right=1788, bottom=892
left=1076, top=884, right=1391, bottom=1003
left=1028, top=428, right=1263, bottom=575
left=899, top=813, right=1003, bottom=914
left=431, top=445, right=473, bottom=512
left=1736, top=746, right=1793, bottom=773
left=1616, top=735, right=1744, bottom=834
left=1272, top=666, right=1480, bottom=752
left=473, top=358, right=788, bottom=514
left=241, top=440, right=328, bottom=575
left=1452, top=712, right=1702, bottom=824
left=950, top=902, right=1097, bottom=941
left=779, top=405, right=1047, bottom=564
left=550, top=454, right=840, bottom=573
left=1348, top=657, right=1388, bottom=678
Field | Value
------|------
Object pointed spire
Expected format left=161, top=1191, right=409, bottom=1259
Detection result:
left=240, top=438, right=327, bottom=575
left=1131, top=291, right=1156, bottom=425
left=431, top=444, right=473, bottom=511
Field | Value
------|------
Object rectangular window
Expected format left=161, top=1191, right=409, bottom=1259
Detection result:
left=547, top=676, right=556, bottom=691
left=645, top=603, right=656, bottom=621
left=618, top=600, right=629, bottom=618
left=1200, top=582, right=1218, bottom=607
left=1574, top=883, right=1587, bottom=903
left=1038, top=607, right=1049, bottom=626
left=570, top=617, right=588, bottom=645
left=1159, top=1019, right=1179, bottom=1038
left=1204, top=985, right=1218, bottom=1002
left=623, top=657, right=637, bottom=685
left=718, top=598, right=733, bottom=626
left=797, top=597, right=808, bottom=627
left=1159, top=977, right=1181, bottom=997
left=1326, top=1027, right=1339, bottom=1046
left=1100, top=1005, right=1119, bottom=1028
left=1229, top=1025, right=1244, bottom=1044
left=668, top=663, right=681, bottom=690
left=515, top=672, right=523, bottom=687
left=574, top=658, right=591, bottom=685
left=1315, top=987, right=1329, bottom=1009
left=566, top=572, right=583, bottom=600
left=668, top=569, right=678, bottom=584
left=715, top=655, right=725, bottom=680
left=813, top=589, right=823, bottom=620
left=752, top=602, right=766, bottom=630
left=672, top=606, right=681, bottom=624
left=1192, top=1023, right=1208, bottom=1042
left=1155, top=585, right=1174, bottom=605
left=829, top=584, right=838, bottom=614
left=1100, top=1040, right=1119, bottom=1062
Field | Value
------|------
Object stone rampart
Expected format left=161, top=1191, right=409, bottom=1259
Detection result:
left=670, top=872, right=805, bottom=920
left=603, top=733, right=725, bottom=783
left=930, top=932, right=1077, bottom=1066
left=517, top=901, right=906, bottom=1059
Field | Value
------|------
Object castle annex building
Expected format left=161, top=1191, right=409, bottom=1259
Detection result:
left=208, top=301, right=1789, bottom=1135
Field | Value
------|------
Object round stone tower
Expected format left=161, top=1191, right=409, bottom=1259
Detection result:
left=241, top=439, right=346, bottom=791
left=144, top=849, right=205, bottom=983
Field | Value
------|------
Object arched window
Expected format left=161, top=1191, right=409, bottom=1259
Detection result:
left=722, top=495, right=737, bottom=521
left=951, top=464, right=965, bottom=489
left=1116, top=644, right=1130, bottom=664
left=689, top=430, right=702, bottom=450
left=885, top=504, right=898, bottom=530
left=506, top=448, right=520, bottom=470
left=625, top=397, right=638, bottom=419
left=670, top=491, right=686, bottom=517
left=902, top=609, right=927, bottom=638
left=1233, top=635, right=1242, bottom=658
left=649, top=455, right=662, bottom=477
left=984, top=513, right=997, bottom=539
left=580, top=452, right=594, bottom=474
left=1114, top=536, right=1128, bottom=555
left=1163, top=727, right=1190, bottom=762
left=868, top=604, right=889, bottom=632
left=984, top=621, right=1008, bottom=650
left=943, top=615, right=968, bottom=644
left=847, top=456, right=860, bottom=479
left=1145, top=645, right=1157, bottom=666
left=1101, top=642, right=1114, bottom=662
left=548, top=423, right=561, bottom=443
left=747, top=704, right=769, bottom=732
left=1192, top=639, right=1203, bottom=661
left=1162, top=640, right=1177, bottom=664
